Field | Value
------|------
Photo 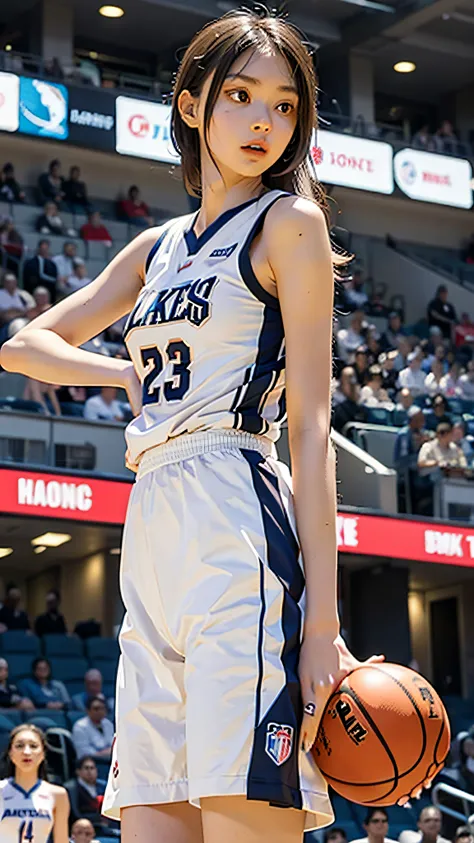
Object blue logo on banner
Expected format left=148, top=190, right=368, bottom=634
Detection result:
left=19, top=77, right=68, bottom=139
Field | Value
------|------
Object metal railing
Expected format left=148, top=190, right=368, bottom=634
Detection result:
left=433, top=781, right=474, bottom=825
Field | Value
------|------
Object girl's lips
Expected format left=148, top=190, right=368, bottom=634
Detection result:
left=241, top=145, right=268, bottom=157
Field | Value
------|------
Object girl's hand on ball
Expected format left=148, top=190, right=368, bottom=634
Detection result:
left=299, top=632, right=384, bottom=753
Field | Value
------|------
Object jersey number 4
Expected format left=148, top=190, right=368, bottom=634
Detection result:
left=141, top=340, right=191, bottom=405
left=19, top=820, right=34, bottom=842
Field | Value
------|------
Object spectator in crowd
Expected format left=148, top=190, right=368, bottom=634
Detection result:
left=56, top=384, right=87, bottom=411
left=455, top=313, right=474, bottom=348
left=398, top=805, right=450, bottom=843
left=21, top=656, right=71, bottom=709
left=84, top=386, right=124, bottom=422
left=0, top=217, right=24, bottom=271
left=34, top=589, right=67, bottom=637
left=422, top=337, right=447, bottom=375
left=337, top=311, right=366, bottom=363
left=27, top=286, right=51, bottom=321
left=80, top=210, right=112, bottom=246
left=366, top=325, right=381, bottom=366
left=418, top=422, right=468, bottom=474
left=0, top=584, right=30, bottom=631
left=103, top=314, right=128, bottom=357
left=379, top=350, right=399, bottom=393
left=459, top=360, right=474, bottom=400
left=23, top=377, right=61, bottom=416
left=119, top=185, right=154, bottom=228
left=65, top=755, right=107, bottom=826
left=333, top=366, right=356, bottom=406
left=38, top=159, right=65, bottom=205
left=453, top=827, right=474, bottom=843
left=53, top=241, right=78, bottom=286
left=63, top=165, right=90, bottom=213
left=0, top=658, right=33, bottom=710
left=413, top=124, right=434, bottom=151
left=428, top=285, right=458, bottom=341
left=353, top=345, right=369, bottom=386
left=381, top=311, right=405, bottom=351
left=426, top=394, right=452, bottom=431
left=65, top=258, right=92, bottom=294
left=70, top=818, right=100, bottom=843
left=36, top=201, right=75, bottom=237
left=433, top=120, right=458, bottom=154
left=393, top=336, right=412, bottom=374
left=364, top=291, right=389, bottom=318
left=397, top=351, right=426, bottom=396
left=350, top=807, right=397, bottom=843
left=72, top=696, right=114, bottom=759
left=345, top=270, right=368, bottom=312
left=44, top=57, right=64, bottom=80
left=394, top=406, right=432, bottom=513
left=324, top=829, right=347, bottom=843
left=359, top=365, right=394, bottom=409
left=23, top=239, right=59, bottom=302
left=425, top=360, right=446, bottom=398
left=0, top=271, right=29, bottom=338
left=440, top=362, right=463, bottom=398
left=395, top=387, right=415, bottom=413
left=72, top=669, right=114, bottom=718
left=332, top=370, right=367, bottom=434
left=0, top=163, right=25, bottom=203
left=452, top=421, right=474, bottom=467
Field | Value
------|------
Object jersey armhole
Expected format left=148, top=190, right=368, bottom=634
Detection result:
left=238, top=193, right=290, bottom=310
left=144, top=226, right=169, bottom=278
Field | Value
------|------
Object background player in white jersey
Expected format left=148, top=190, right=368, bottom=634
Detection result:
left=0, top=724, right=69, bottom=843
left=0, top=8, right=391, bottom=843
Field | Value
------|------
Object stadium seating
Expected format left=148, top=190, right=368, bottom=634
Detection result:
left=67, top=710, right=87, bottom=728
left=42, top=634, right=83, bottom=658
left=85, top=637, right=120, bottom=662
left=49, top=656, right=89, bottom=683
left=0, top=631, right=41, bottom=655
left=8, top=654, right=36, bottom=681
left=92, top=661, right=117, bottom=683
left=0, top=709, right=22, bottom=726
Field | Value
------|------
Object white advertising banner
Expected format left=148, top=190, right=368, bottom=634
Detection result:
left=394, top=148, right=473, bottom=209
left=0, top=72, right=19, bottom=133
left=115, top=96, right=180, bottom=165
left=312, top=130, right=394, bottom=194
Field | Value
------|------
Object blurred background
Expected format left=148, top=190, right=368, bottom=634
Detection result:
left=0, top=0, right=472, bottom=841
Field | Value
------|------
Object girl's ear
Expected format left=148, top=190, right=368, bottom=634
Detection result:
left=178, top=90, right=200, bottom=129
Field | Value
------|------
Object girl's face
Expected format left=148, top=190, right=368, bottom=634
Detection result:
left=182, top=49, right=299, bottom=185
left=9, top=729, right=44, bottom=774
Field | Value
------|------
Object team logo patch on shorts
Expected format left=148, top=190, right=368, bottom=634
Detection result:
left=265, top=723, right=294, bottom=766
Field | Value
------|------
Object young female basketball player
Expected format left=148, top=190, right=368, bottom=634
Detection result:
left=0, top=724, right=69, bottom=842
left=0, top=8, right=390, bottom=843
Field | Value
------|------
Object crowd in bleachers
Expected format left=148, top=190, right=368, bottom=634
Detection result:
left=334, top=273, right=474, bottom=516
left=0, top=585, right=119, bottom=839
left=0, top=157, right=161, bottom=420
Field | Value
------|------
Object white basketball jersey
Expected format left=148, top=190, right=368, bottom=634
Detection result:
left=124, top=190, right=289, bottom=463
left=0, top=779, right=54, bottom=843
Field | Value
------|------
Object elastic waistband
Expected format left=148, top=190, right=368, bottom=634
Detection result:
left=136, top=430, right=275, bottom=480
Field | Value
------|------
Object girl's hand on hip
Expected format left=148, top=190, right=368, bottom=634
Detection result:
left=299, top=632, right=384, bottom=753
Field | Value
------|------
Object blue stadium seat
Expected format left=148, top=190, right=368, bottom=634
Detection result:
left=0, top=712, right=19, bottom=731
left=25, top=716, right=60, bottom=732
left=103, top=681, right=115, bottom=699
left=67, top=710, right=86, bottom=729
left=462, top=400, right=474, bottom=416
left=65, top=680, right=86, bottom=697
left=413, top=394, right=430, bottom=408
left=85, top=637, right=120, bottom=662
left=8, top=654, right=36, bottom=681
left=42, top=635, right=83, bottom=658
left=95, top=759, right=111, bottom=781
left=392, top=409, right=408, bottom=427
left=91, top=662, right=117, bottom=683
left=465, top=419, right=474, bottom=436
left=49, top=657, right=88, bottom=683
left=0, top=730, right=11, bottom=753
left=365, top=407, right=393, bottom=425
left=0, top=709, right=21, bottom=726
left=448, top=398, right=463, bottom=415
left=1, top=631, right=41, bottom=655
left=0, top=397, right=45, bottom=414
left=24, top=710, right=67, bottom=729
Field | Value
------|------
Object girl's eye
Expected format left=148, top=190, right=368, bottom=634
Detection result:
left=228, top=89, right=250, bottom=104
left=277, top=102, right=295, bottom=115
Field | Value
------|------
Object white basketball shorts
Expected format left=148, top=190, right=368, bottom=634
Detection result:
left=102, top=430, right=333, bottom=832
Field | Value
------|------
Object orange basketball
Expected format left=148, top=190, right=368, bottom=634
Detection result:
left=312, top=663, right=450, bottom=806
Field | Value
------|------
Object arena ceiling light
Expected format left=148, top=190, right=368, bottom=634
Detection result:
left=338, top=0, right=395, bottom=12
left=0, top=548, right=13, bottom=558
left=394, top=61, right=416, bottom=73
left=31, top=532, right=71, bottom=548
left=4, top=45, right=12, bottom=52
left=109, top=548, right=121, bottom=555
left=99, top=5, right=125, bottom=18
left=33, top=547, right=47, bottom=555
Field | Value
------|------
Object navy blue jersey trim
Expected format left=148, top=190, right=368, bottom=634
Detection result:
left=233, top=305, right=285, bottom=435
left=145, top=227, right=169, bottom=274
left=184, top=195, right=263, bottom=256
left=238, top=192, right=290, bottom=309
left=255, top=558, right=266, bottom=729
left=242, top=450, right=304, bottom=812
left=9, top=778, right=42, bottom=798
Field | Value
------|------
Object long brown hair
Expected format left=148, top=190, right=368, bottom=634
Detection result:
left=171, top=6, right=346, bottom=269
left=3, top=724, right=48, bottom=780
